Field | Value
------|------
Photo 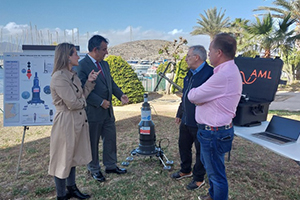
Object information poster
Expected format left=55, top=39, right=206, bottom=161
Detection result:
left=3, top=52, right=55, bottom=126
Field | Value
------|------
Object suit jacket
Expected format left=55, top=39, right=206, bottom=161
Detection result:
left=176, top=62, right=213, bottom=128
left=75, top=55, right=123, bottom=122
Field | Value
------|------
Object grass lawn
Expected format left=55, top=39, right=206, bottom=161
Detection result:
left=1, top=98, right=300, bottom=199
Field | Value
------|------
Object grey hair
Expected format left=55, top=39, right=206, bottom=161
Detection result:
left=189, top=45, right=207, bottom=61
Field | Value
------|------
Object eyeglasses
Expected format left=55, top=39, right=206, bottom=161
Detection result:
left=186, top=54, right=196, bottom=58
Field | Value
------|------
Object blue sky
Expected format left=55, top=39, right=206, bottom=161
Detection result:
left=0, top=0, right=273, bottom=51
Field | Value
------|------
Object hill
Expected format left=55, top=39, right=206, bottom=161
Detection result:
left=108, top=39, right=189, bottom=61
left=0, top=40, right=189, bottom=62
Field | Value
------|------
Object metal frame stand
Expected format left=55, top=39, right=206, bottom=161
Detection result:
left=16, top=126, right=29, bottom=179
left=153, top=62, right=182, bottom=93
left=125, top=146, right=173, bottom=170
left=155, top=146, right=174, bottom=170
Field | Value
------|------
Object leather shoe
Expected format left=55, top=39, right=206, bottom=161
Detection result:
left=66, top=184, right=90, bottom=199
left=91, top=171, right=106, bottom=182
left=199, top=194, right=213, bottom=200
left=56, top=196, right=67, bottom=200
left=105, top=166, right=127, bottom=174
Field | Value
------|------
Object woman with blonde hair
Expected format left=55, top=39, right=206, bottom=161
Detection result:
left=49, top=43, right=99, bottom=200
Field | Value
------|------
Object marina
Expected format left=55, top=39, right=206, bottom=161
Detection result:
left=0, top=68, right=3, bottom=94
left=126, top=60, right=166, bottom=91
left=0, top=54, right=3, bottom=68
left=127, top=60, right=160, bottom=76
left=0, top=57, right=164, bottom=97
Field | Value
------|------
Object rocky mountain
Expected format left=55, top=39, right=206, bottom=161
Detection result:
left=108, top=39, right=189, bottom=61
left=0, top=40, right=189, bottom=62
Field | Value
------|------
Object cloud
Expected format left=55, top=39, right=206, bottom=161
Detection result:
left=2, top=22, right=29, bottom=35
left=0, top=22, right=210, bottom=52
left=186, top=35, right=210, bottom=50
left=168, top=29, right=183, bottom=35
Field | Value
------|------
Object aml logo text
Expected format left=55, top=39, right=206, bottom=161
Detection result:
left=240, top=70, right=272, bottom=85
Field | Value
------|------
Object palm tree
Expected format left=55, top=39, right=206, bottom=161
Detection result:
left=253, top=1, right=300, bottom=80
left=245, top=13, right=274, bottom=58
left=230, top=18, right=250, bottom=38
left=276, top=13, right=300, bottom=82
left=191, top=7, right=230, bottom=41
left=281, top=48, right=300, bottom=82
left=276, top=13, right=300, bottom=52
left=253, top=0, right=300, bottom=26
left=245, top=12, right=300, bottom=80
left=229, top=18, right=260, bottom=57
left=253, top=0, right=300, bottom=48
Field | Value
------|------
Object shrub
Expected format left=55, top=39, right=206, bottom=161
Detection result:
left=105, top=55, right=145, bottom=106
left=156, top=62, right=173, bottom=75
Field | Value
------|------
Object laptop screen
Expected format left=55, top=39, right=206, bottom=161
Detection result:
left=266, top=115, right=300, bottom=140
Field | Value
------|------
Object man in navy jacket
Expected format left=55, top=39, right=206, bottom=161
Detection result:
left=171, top=45, right=213, bottom=190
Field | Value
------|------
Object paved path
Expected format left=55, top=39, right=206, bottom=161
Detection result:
left=114, top=93, right=181, bottom=113
left=270, top=91, right=300, bottom=111
left=0, top=91, right=299, bottom=114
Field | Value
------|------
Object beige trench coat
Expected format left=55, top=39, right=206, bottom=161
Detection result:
left=48, top=68, right=95, bottom=179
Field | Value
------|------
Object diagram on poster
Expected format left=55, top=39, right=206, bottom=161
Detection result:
left=3, top=53, right=56, bottom=126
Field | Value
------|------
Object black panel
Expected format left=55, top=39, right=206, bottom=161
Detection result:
left=22, top=45, right=80, bottom=51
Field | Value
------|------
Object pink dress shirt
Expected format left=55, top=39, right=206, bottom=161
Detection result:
left=188, top=60, right=242, bottom=127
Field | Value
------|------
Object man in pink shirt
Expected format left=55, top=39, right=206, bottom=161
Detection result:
left=188, top=33, right=242, bottom=200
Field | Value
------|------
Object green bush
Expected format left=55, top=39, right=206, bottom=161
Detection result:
left=172, top=55, right=188, bottom=93
left=105, top=55, right=145, bottom=106
left=156, top=62, right=176, bottom=75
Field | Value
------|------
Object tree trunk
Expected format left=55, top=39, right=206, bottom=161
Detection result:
left=296, top=69, right=300, bottom=80
left=166, top=71, right=175, bottom=95
left=264, top=49, right=271, bottom=58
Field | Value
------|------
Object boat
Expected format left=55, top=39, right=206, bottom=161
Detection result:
left=0, top=54, right=3, bottom=68
left=127, top=60, right=151, bottom=75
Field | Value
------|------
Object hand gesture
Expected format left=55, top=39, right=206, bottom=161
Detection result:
left=101, top=99, right=110, bottom=109
left=121, top=94, right=129, bottom=104
left=88, top=70, right=100, bottom=82
left=175, top=117, right=181, bottom=125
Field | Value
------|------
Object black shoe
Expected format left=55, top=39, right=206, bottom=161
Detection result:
left=91, top=171, right=106, bottom=182
left=57, top=196, right=67, bottom=200
left=199, top=193, right=213, bottom=200
left=186, top=180, right=205, bottom=190
left=66, top=184, right=90, bottom=199
left=170, top=171, right=192, bottom=180
left=105, top=166, right=127, bottom=174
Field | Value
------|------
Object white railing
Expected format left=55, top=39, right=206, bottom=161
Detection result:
left=139, top=74, right=166, bottom=92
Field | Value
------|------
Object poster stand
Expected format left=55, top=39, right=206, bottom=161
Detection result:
left=16, top=126, right=29, bottom=179
left=3, top=45, right=79, bottom=179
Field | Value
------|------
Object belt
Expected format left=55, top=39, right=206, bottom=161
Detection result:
left=197, top=123, right=233, bottom=131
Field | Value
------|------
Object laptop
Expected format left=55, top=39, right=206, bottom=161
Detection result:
left=252, top=115, right=300, bottom=145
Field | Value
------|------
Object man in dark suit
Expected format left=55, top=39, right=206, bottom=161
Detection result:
left=171, top=45, right=213, bottom=190
left=75, top=35, right=129, bottom=182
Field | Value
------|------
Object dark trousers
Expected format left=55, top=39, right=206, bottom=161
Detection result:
left=54, top=167, right=76, bottom=197
left=87, top=117, right=117, bottom=173
left=179, top=123, right=206, bottom=181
